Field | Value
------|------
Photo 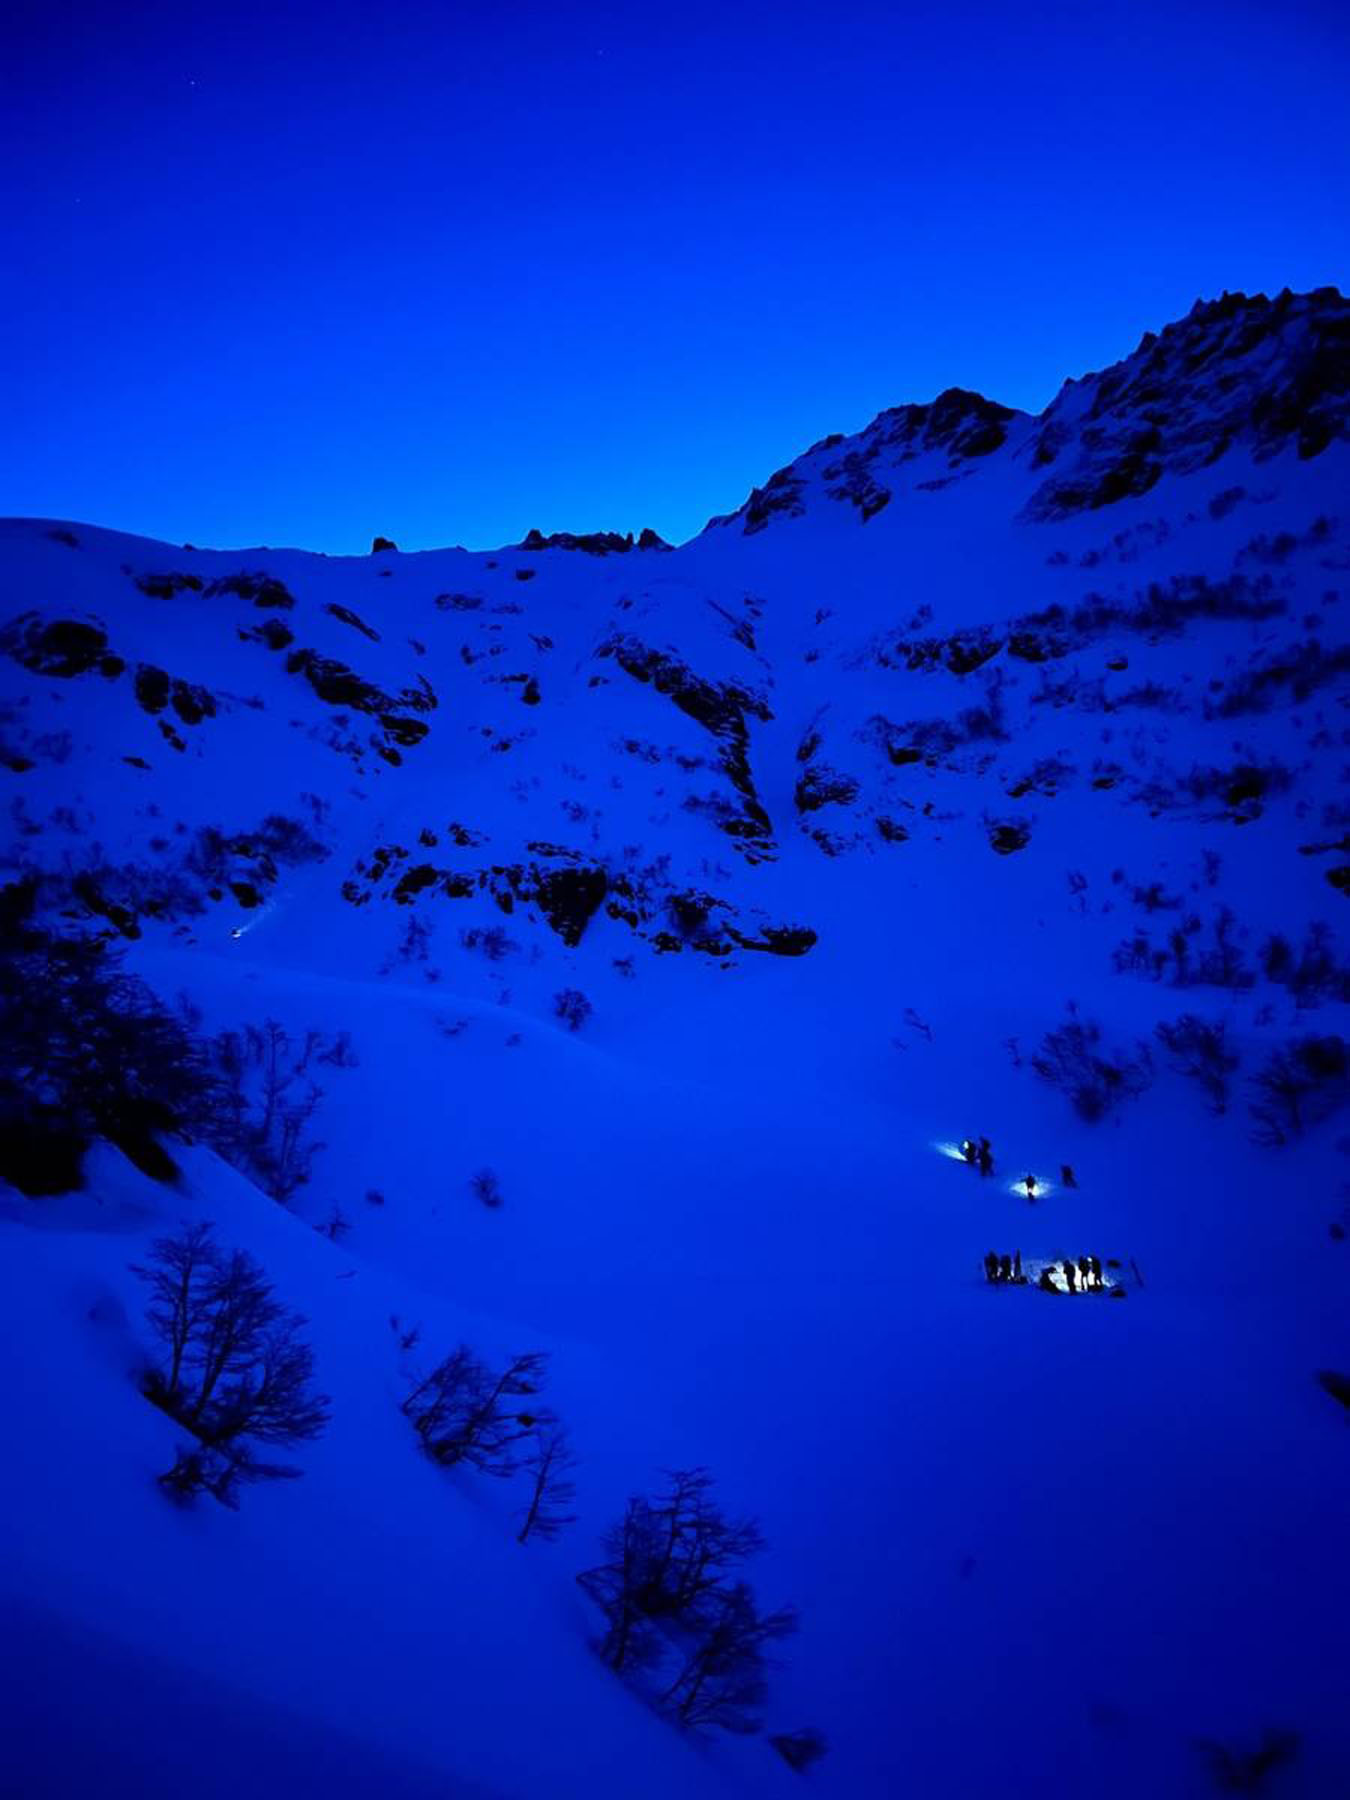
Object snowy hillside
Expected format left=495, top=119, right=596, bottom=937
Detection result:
left=3, top=286, right=1349, bottom=1799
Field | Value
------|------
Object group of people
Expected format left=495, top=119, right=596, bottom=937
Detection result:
left=963, top=1138, right=1080, bottom=1203
left=960, top=1137, right=995, bottom=1177
left=984, top=1251, right=1107, bottom=1292
left=1047, top=1255, right=1106, bottom=1293
left=983, top=1250, right=1024, bottom=1284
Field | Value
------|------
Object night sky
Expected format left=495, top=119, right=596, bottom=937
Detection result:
left=4, top=0, right=1348, bottom=553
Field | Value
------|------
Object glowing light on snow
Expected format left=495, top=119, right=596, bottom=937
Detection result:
left=935, top=1140, right=972, bottom=1162
left=228, top=903, right=274, bottom=941
left=1008, top=1175, right=1055, bottom=1199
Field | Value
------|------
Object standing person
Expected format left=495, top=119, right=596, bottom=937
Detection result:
left=1013, top=1249, right=1023, bottom=1283
left=999, top=1253, right=1013, bottom=1283
left=1061, top=1163, right=1078, bottom=1189
left=1077, top=1256, right=1092, bottom=1290
left=1024, top=1173, right=1038, bottom=1203
left=984, top=1250, right=1000, bottom=1284
left=978, top=1137, right=994, bottom=1178
left=1089, top=1254, right=1103, bottom=1289
left=1062, top=1258, right=1078, bottom=1292
left=963, top=1139, right=978, bottom=1166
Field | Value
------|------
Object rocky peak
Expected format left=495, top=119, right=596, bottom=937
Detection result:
left=1024, top=286, right=1350, bottom=518
left=517, top=527, right=671, bottom=554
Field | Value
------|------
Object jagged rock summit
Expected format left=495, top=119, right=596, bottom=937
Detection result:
left=707, top=285, right=1350, bottom=538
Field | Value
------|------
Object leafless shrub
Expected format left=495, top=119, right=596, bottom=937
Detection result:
left=1032, top=1010, right=1153, bottom=1121
left=470, top=1167, right=503, bottom=1208
left=1249, top=1035, right=1349, bottom=1145
left=770, top=1727, right=830, bottom=1773
left=553, top=988, right=593, bottom=1032
left=1155, top=1015, right=1240, bottom=1113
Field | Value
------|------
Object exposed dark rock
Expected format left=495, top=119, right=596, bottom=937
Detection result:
left=284, top=648, right=435, bottom=760
left=325, top=602, right=381, bottom=641
left=795, top=764, right=860, bottom=813
left=599, top=635, right=775, bottom=858
left=518, top=528, right=654, bottom=554
left=241, top=618, right=294, bottom=650
left=739, top=466, right=808, bottom=535
left=1027, top=288, right=1350, bottom=519
left=5, top=615, right=110, bottom=678
left=379, top=714, right=430, bottom=748
left=728, top=923, right=818, bottom=956
left=535, top=866, right=608, bottom=946
left=205, top=571, right=295, bottom=610
left=134, top=665, right=170, bottom=713
left=820, top=452, right=891, bottom=522
left=392, top=864, right=441, bottom=903
left=371, top=536, right=398, bottom=553
left=989, top=821, right=1031, bottom=854
left=135, top=571, right=203, bottom=598
left=72, top=872, right=140, bottom=939
left=170, top=679, right=216, bottom=725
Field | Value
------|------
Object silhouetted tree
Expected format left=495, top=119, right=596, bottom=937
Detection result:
left=209, top=1020, right=327, bottom=1203
left=634, top=1468, right=765, bottom=1624
left=658, top=1580, right=798, bottom=1733
left=401, top=1346, right=550, bottom=1475
left=0, top=932, right=219, bottom=1193
left=516, top=1421, right=578, bottom=1543
left=576, top=1496, right=667, bottom=1672
left=132, top=1223, right=329, bottom=1505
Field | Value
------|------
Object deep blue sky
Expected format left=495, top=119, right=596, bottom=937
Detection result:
left=3, top=0, right=1348, bottom=553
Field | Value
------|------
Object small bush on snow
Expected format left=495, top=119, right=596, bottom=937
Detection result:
left=1032, top=1008, right=1153, bottom=1122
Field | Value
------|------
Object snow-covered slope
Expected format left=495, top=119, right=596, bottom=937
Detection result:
left=3, top=287, right=1349, bottom=1799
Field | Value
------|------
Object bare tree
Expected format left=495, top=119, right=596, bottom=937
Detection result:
left=577, top=1470, right=771, bottom=1675
left=209, top=1020, right=327, bottom=1202
left=576, top=1497, right=666, bottom=1673
left=658, top=1581, right=798, bottom=1734
left=517, top=1422, right=578, bottom=1543
left=635, top=1468, right=765, bottom=1623
left=401, top=1346, right=550, bottom=1476
left=132, top=1224, right=329, bottom=1506
left=130, top=1220, right=219, bottom=1399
